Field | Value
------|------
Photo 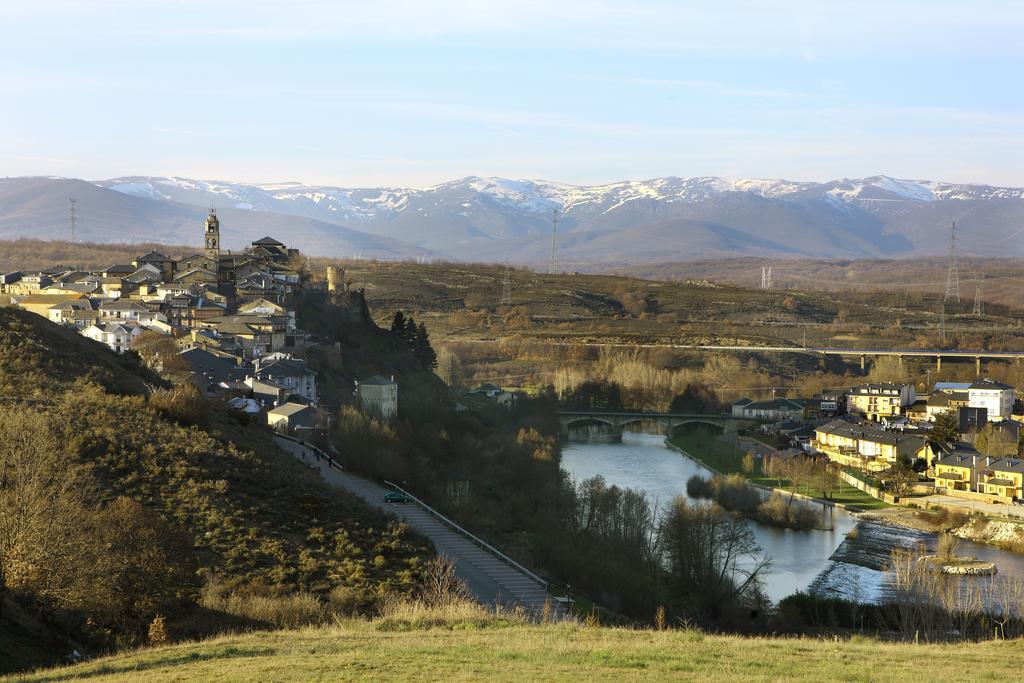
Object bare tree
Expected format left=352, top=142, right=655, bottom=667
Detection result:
left=0, top=408, right=95, bottom=611
left=419, top=554, right=471, bottom=607
left=659, top=498, right=769, bottom=620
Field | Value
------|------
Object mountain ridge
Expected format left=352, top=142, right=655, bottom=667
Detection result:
left=2, top=173, right=1022, bottom=265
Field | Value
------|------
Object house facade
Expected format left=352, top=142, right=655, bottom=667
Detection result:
left=846, top=383, right=916, bottom=421
left=813, top=420, right=928, bottom=471
left=358, top=375, right=398, bottom=421
left=969, top=379, right=1015, bottom=421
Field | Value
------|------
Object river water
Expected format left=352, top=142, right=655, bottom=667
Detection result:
left=561, top=432, right=1024, bottom=606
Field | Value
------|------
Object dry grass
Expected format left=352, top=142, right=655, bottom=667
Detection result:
left=11, top=616, right=1024, bottom=682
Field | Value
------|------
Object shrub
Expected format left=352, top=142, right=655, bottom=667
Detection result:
left=686, top=475, right=713, bottom=499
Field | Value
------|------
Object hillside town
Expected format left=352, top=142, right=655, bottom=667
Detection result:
left=0, top=210, right=400, bottom=433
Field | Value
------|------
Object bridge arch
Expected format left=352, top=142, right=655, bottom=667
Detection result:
left=666, top=419, right=727, bottom=435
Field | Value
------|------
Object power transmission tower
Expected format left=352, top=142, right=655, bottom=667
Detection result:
left=547, top=208, right=559, bottom=275
left=68, top=197, right=77, bottom=243
left=973, top=275, right=984, bottom=316
left=500, top=262, right=512, bottom=305
left=939, top=301, right=947, bottom=345
left=767, top=266, right=773, bottom=290
left=944, top=221, right=960, bottom=305
left=760, top=265, right=773, bottom=290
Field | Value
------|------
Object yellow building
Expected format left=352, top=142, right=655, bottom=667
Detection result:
left=15, top=293, right=85, bottom=318
left=979, top=458, right=1024, bottom=499
left=846, top=383, right=916, bottom=421
left=933, top=451, right=990, bottom=493
left=813, top=420, right=928, bottom=472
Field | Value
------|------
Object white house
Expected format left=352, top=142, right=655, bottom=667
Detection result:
left=81, top=321, right=144, bottom=354
left=47, top=299, right=96, bottom=328
left=253, top=356, right=317, bottom=405
left=99, top=299, right=164, bottom=324
left=969, top=378, right=1016, bottom=421
left=358, top=375, right=398, bottom=421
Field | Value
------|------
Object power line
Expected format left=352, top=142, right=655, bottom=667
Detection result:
left=500, top=262, right=512, bottom=305
left=547, top=208, right=559, bottom=275
left=944, top=220, right=960, bottom=306
left=68, top=197, right=77, bottom=243
left=973, top=274, right=984, bottom=316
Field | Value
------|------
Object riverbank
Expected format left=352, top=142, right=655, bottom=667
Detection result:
left=665, top=434, right=888, bottom=513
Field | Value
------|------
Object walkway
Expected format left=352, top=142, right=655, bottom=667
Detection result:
left=274, top=437, right=565, bottom=619
left=918, top=493, right=1024, bottom=520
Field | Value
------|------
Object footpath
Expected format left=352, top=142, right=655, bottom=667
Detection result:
left=274, top=436, right=566, bottom=620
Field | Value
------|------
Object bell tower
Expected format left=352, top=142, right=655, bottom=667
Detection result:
left=205, top=208, right=220, bottom=261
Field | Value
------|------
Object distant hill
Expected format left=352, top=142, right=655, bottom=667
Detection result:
left=0, top=177, right=434, bottom=261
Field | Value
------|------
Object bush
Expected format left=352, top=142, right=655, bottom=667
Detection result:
left=200, top=577, right=329, bottom=629
left=686, top=475, right=713, bottom=498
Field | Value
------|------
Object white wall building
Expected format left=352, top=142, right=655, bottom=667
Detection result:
left=82, top=321, right=143, bottom=354
left=969, top=379, right=1016, bottom=421
left=358, top=375, right=398, bottom=421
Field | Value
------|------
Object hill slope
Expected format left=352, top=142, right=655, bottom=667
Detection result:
left=0, top=306, right=432, bottom=666
left=9, top=620, right=1019, bottom=682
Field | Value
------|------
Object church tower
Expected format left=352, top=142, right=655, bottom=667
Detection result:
left=204, top=208, right=220, bottom=261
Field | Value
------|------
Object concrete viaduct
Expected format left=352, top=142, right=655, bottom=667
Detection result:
left=674, top=345, right=1024, bottom=374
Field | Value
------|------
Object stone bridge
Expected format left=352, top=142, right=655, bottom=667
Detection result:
left=558, top=410, right=754, bottom=441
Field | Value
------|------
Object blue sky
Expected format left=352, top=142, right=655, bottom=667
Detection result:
left=1, top=0, right=1022, bottom=187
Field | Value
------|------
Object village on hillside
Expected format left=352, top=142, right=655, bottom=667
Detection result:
left=0, top=210, right=402, bottom=434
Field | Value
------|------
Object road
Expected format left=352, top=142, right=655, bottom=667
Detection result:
left=454, top=337, right=1024, bottom=360
left=918, top=493, right=1024, bottom=520
left=275, top=437, right=565, bottom=619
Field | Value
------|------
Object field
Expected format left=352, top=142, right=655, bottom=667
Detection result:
left=10, top=619, right=1021, bottom=682
left=313, top=258, right=1024, bottom=400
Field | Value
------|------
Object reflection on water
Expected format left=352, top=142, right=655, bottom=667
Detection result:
left=561, top=432, right=858, bottom=603
left=562, top=432, right=1024, bottom=607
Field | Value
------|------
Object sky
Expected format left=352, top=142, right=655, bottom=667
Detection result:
left=1, top=0, right=1023, bottom=188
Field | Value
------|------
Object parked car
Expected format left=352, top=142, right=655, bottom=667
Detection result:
left=384, top=491, right=411, bottom=504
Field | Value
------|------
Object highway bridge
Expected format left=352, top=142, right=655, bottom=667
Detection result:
left=457, top=338, right=1024, bottom=374
left=671, top=344, right=1024, bottom=373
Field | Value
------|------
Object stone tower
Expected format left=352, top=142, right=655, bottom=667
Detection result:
left=205, top=209, right=220, bottom=261
left=327, top=266, right=345, bottom=293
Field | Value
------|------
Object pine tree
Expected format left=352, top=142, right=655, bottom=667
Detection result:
left=404, top=316, right=418, bottom=345
left=390, top=311, right=406, bottom=335
left=929, top=409, right=960, bottom=445
left=416, top=322, right=437, bottom=370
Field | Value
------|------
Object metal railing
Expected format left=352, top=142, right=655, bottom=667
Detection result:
left=278, top=434, right=557, bottom=604
left=275, top=432, right=344, bottom=472
left=383, top=479, right=550, bottom=591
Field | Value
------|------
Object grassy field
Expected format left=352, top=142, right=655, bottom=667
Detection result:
left=10, top=620, right=1023, bottom=682
left=667, top=432, right=890, bottom=512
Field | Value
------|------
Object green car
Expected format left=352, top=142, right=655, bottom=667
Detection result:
left=383, top=492, right=411, bottom=504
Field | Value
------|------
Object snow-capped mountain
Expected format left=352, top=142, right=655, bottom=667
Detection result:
left=99, top=174, right=1024, bottom=222
left=2, top=173, right=1021, bottom=265
left=90, top=174, right=1024, bottom=265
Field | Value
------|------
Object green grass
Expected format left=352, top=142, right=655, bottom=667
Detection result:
left=667, top=433, right=890, bottom=512
left=11, top=619, right=1024, bottom=682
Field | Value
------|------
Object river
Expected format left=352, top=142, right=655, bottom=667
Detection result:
left=561, top=432, right=1024, bottom=606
